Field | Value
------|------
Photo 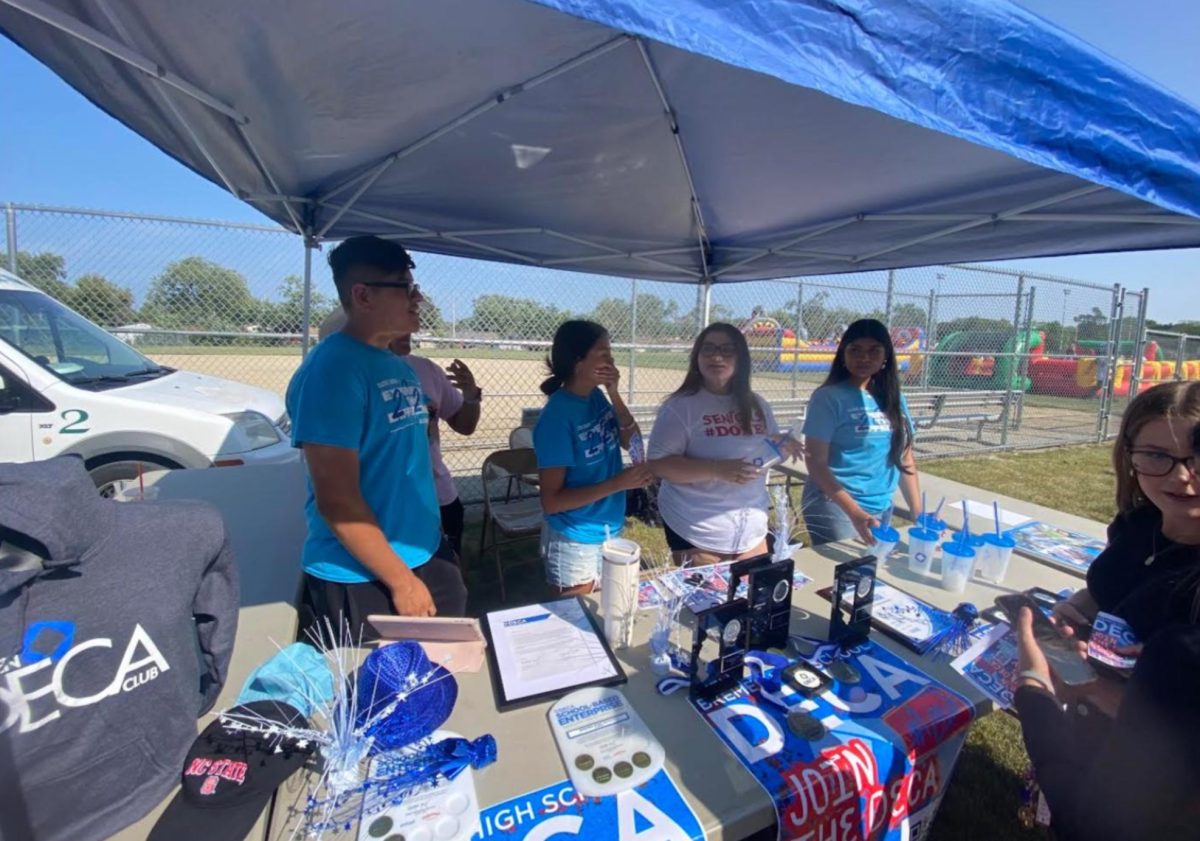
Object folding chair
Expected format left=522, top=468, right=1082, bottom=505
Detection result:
left=479, top=447, right=543, bottom=601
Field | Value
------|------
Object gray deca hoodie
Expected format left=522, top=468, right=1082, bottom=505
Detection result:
left=0, top=456, right=239, bottom=841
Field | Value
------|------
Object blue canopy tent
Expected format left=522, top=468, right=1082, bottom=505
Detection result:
left=3, top=0, right=1198, bottom=299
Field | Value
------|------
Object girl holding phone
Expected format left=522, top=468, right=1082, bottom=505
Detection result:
left=648, top=323, right=797, bottom=565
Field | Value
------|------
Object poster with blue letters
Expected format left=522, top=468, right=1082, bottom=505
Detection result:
left=474, top=770, right=705, bottom=840
left=690, top=642, right=975, bottom=840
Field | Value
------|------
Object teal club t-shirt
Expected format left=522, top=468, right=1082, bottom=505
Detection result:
left=286, top=331, right=440, bottom=583
left=533, top=387, right=625, bottom=544
left=802, top=382, right=913, bottom=513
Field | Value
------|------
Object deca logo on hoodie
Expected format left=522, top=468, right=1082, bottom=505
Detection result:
left=0, top=620, right=171, bottom=734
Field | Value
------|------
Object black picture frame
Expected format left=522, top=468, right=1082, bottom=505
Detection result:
left=482, top=596, right=627, bottom=712
left=689, top=598, right=749, bottom=701
left=828, top=556, right=877, bottom=648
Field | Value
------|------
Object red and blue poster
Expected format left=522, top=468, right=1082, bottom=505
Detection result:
left=691, top=642, right=975, bottom=840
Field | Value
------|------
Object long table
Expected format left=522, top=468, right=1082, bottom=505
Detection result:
left=266, top=539, right=1081, bottom=840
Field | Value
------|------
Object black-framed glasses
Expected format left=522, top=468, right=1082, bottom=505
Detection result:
left=360, top=281, right=419, bottom=294
left=699, top=343, right=737, bottom=358
left=1128, top=448, right=1200, bottom=477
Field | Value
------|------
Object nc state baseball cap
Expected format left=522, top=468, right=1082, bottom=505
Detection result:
left=148, top=701, right=313, bottom=841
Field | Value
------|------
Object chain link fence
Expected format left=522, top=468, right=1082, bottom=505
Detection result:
left=6, top=202, right=1183, bottom=502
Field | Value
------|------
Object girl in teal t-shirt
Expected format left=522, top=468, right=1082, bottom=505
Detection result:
left=801, top=319, right=924, bottom=544
left=533, top=320, right=653, bottom=595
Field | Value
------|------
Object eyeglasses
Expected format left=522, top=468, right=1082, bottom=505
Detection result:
left=1128, top=449, right=1200, bottom=477
left=699, top=343, right=737, bottom=358
left=360, top=281, right=419, bottom=295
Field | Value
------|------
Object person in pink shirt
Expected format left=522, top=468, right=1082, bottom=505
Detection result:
left=389, top=334, right=480, bottom=555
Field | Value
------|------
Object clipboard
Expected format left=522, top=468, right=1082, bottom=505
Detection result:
left=482, top=596, right=627, bottom=711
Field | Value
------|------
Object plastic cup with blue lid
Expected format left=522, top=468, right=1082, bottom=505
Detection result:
left=915, top=512, right=948, bottom=534
left=906, top=526, right=939, bottom=576
left=869, top=523, right=900, bottom=560
left=978, top=532, right=1017, bottom=584
left=950, top=530, right=987, bottom=549
left=940, top=540, right=976, bottom=593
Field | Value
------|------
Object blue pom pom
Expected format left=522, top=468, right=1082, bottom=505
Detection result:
left=924, top=602, right=979, bottom=658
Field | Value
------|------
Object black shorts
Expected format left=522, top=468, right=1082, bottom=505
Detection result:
left=662, top=521, right=696, bottom=552
left=440, top=497, right=465, bottom=556
left=297, top=541, right=467, bottom=645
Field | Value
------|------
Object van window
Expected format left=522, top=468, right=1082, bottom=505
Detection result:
left=0, top=290, right=170, bottom=390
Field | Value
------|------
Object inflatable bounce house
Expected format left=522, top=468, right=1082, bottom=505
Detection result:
left=1031, top=339, right=1200, bottom=398
left=926, top=329, right=1043, bottom=391
left=739, top=317, right=926, bottom=374
left=924, top=329, right=1200, bottom=398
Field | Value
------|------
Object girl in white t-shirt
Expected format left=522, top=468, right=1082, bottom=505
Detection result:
left=648, top=323, right=797, bottom=565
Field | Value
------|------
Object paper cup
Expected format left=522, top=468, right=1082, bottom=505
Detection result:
left=870, top=524, right=900, bottom=560
left=601, top=538, right=641, bottom=649
left=745, top=437, right=785, bottom=471
left=978, top=533, right=1016, bottom=584
left=940, top=542, right=976, bottom=593
left=907, top=527, right=939, bottom=576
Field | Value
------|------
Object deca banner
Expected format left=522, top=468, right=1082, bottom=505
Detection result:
left=474, top=770, right=705, bottom=841
left=692, top=642, right=974, bottom=841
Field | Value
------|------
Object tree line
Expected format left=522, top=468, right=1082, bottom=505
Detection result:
left=8, top=249, right=1154, bottom=349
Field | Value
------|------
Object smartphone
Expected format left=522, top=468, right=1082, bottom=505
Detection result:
left=1025, top=587, right=1066, bottom=613
left=994, top=594, right=1097, bottom=686
left=981, top=606, right=1007, bottom=626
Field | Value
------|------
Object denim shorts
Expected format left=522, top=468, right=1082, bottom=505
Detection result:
left=801, top=484, right=893, bottom=546
left=540, top=523, right=607, bottom=589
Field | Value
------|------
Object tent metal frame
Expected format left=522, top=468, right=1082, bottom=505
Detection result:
left=10, top=0, right=1198, bottom=279
left=4, top=0, right=1196, bottom=349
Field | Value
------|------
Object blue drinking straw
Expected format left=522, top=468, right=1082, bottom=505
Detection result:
left=959, top=499, right=970, bottom=548
left=934, top=496, right=946, bottom=517
left=993, top=501, right=1002, bottom=537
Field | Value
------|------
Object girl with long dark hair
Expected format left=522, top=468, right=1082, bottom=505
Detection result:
left=533, top=320, right=653, bottom=595
left=648, top=323, right=798, bottom=564
left=801, top=318, right=922, bottom=544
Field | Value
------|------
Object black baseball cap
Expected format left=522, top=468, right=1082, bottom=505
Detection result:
left=149, top=701, right=313, bottom=841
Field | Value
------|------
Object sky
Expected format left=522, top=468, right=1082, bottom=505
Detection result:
left=1, top=0, right=1198, bottom=324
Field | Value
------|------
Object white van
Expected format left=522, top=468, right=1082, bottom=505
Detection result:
left=0, top=268, right=297, bottom=494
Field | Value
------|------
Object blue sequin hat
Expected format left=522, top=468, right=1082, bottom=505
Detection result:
left=354, top=641, right=458, bottom=753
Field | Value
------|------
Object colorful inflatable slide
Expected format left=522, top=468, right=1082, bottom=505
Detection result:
left=739, top=318, right=926, bottom=373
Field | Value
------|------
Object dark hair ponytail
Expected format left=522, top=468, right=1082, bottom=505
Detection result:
left=541, top=320, right=609, bottom=396
left=822, top=318, right=912, bottom=472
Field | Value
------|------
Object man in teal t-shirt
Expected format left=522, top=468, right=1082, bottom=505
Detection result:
left=286, top=236, right=466, bottom=641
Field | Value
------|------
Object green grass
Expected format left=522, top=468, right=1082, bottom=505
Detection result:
left=456, top=445, right=1114, bottom=841
left=923, top=442, right=1116, bottom=523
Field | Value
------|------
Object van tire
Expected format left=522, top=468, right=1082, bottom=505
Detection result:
left=86, top=453, right=185, bottom=498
